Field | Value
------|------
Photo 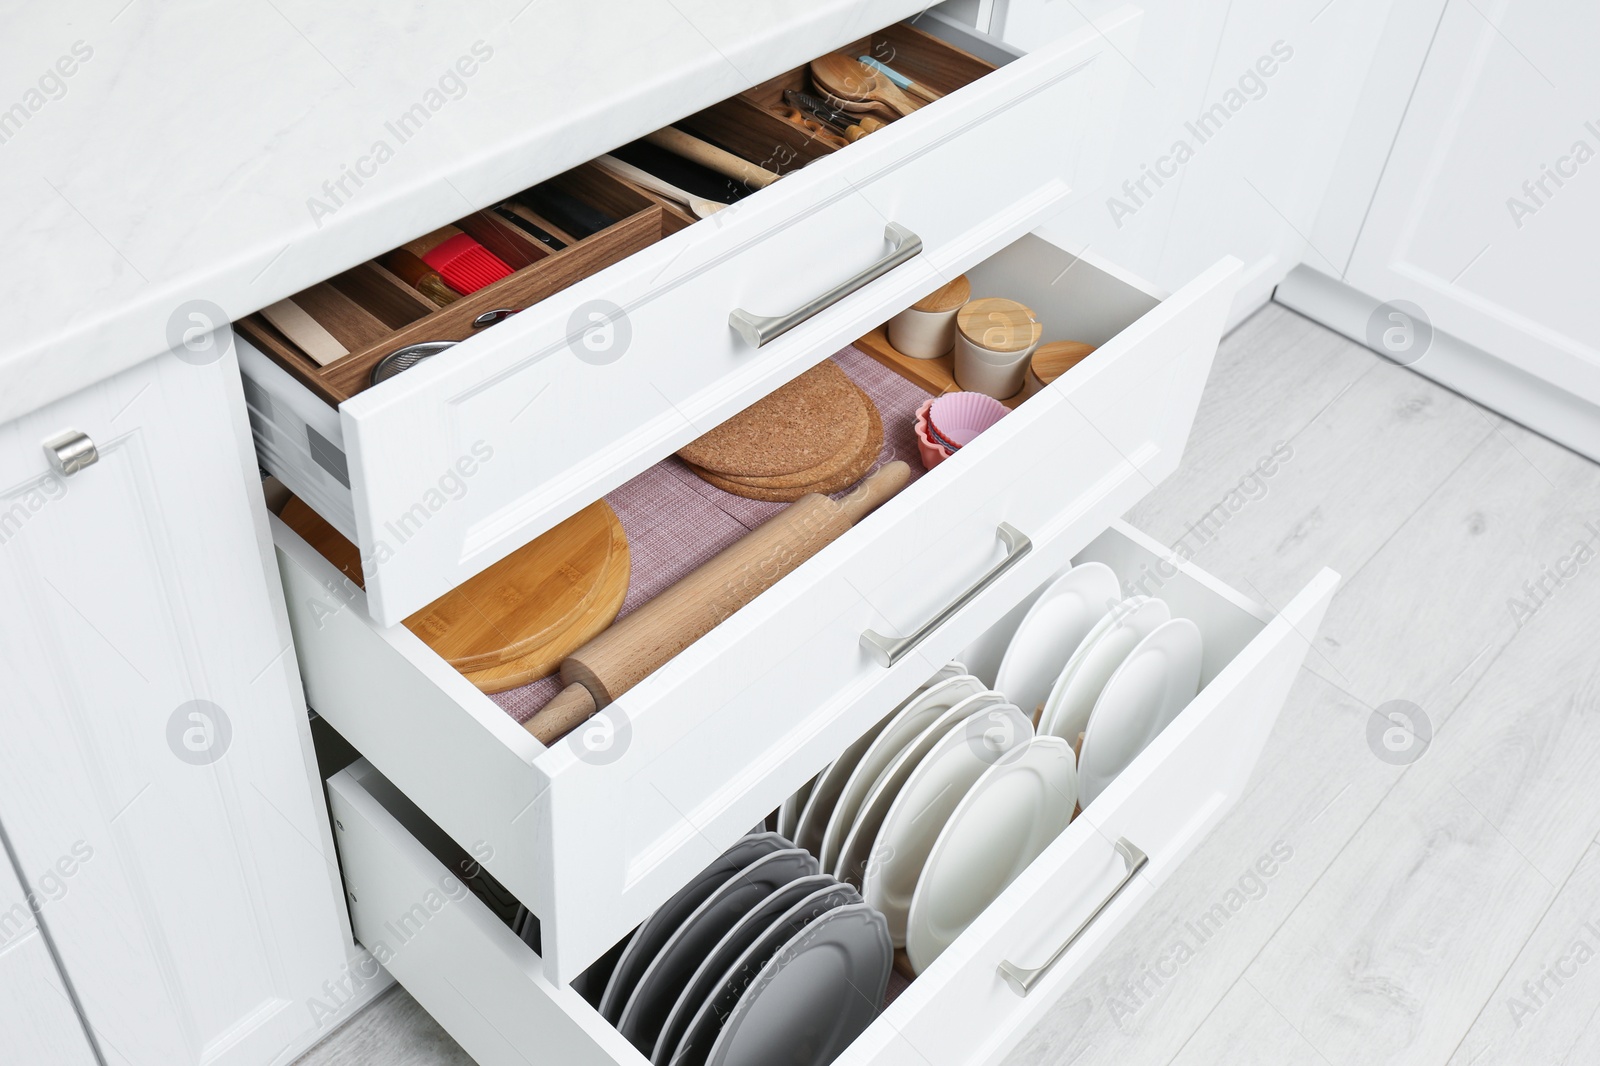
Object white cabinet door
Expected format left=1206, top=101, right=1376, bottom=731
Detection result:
left=0, top=844, right=99, bottom=1066
left=0, top=344, right=351, bottom=1065
left=1345, top=0, right=1600, bottom=408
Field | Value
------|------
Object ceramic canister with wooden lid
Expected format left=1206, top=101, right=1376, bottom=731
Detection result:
left=953, top=297, right=1043, bottom=399
left=1023, top=340, right=1097, bottom=397
left=887, top=275, right=971, bottom=358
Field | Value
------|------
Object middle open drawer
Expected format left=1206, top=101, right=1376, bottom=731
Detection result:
left=275, top=232, right=1240, bottom=982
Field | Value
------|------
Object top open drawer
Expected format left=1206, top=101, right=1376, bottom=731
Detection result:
left=239, top=9, right=1139, bottom=625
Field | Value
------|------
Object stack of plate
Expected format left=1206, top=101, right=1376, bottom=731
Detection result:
left=785, top=668, right=1078, bottom=975
left=580, top=832, right=892, bottom=1066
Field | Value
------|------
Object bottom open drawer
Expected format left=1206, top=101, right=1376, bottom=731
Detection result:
left=327, top=524, right=1336, bottom=1066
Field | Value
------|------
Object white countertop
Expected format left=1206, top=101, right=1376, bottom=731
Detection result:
left=0, top=0, right=927, bottom=422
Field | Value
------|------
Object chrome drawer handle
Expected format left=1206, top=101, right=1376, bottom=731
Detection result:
left=859, top=523, right=1031, bottom=668
left=729, top=223, right=922, bottom=348
left=997, top=837, right=1148, bottom=996
left=43, top=430, right=98, bottom=476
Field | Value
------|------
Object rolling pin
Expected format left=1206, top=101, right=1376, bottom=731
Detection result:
left=525, top=461, right=911, bottom=743
left=644, top=127, right=782, bottom=189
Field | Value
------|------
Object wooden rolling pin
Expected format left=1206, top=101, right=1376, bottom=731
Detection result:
left=644, top=127, right=782, bottom=189
left=525, top=461, right=911, bottom=743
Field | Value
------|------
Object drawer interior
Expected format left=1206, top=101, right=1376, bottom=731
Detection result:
left=330, top=523, right=1278, bottom=1066
left=273, top=232, right=1161, bottom=736
left=234, top=19, right=1002, bottom=407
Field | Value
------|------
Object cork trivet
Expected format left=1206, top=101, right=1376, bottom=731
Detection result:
left=957, top=297, right=1042, bottom=353
left=692, top=401, right=883, bottom=502
left=911, top=274, right=971, bottom=313
left=701, top=384, right=872, bottom=489
left=677, top=361, right=866, bottom=477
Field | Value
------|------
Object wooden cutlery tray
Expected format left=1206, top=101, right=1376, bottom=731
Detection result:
left=236, top=164, right=694, bottom=406
left=236, top=19, right=995, bottom=407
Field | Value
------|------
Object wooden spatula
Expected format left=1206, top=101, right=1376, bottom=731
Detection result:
left=810, top=54, right=923, bottom=118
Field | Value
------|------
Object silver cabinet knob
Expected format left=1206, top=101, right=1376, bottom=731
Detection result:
left=43, top=430, right=98, bottom=476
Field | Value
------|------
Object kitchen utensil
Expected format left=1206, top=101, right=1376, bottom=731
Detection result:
left=783, top=89, right=885, bottom=138
left=369, top=339, right=457, bottom=385
left=704, top=902, right=891, bottom=1066
left=259, top=297, right=350, bottom=366
left=810, top=53, right=922, bottom=117
left=857, top=55, right=943, bottom=102
left=927, top=390, right=1008, bottom=447
left=400, top=225, right=513, bottom=294
left=524, top=462, right=912, bottom=743
left=618, top=848, right=819, bottom=1053
left=1024, top=340, right=1096, bottom=397
left=645, top=128, right=782, bottom=189
left=993, top=562, right=1121, bottom=718
left=277, top=496, right=629, bottom=693
left=1039, top=596, right=1171, bottom=744
left=666, top=882, right=860, bottom=1066
left=377, top=249, right=460, bottom=307
left=492, top=203, right=568, bottom=251
left=653, top=873, right=836, bottom=1063
left=1077, top=618, right=1203, bottom=805
left=834, top=691, right=1013, bottom=888
left=599, top=833, right=791, bottom=1024
left=863, top=702, right=1032, bottom=945
left=686, top=400, right=882, bottom=503
left=817, top=674, right=988, bottom=875
left=954, top=298, right=1043, bottom=399
left=594, top=155, right=726, bottom=219
left=679, top=361, right=868, bottom=477
left=772, top=106, right=850, bottom=149
left=912, top=398, right=953, bottom=469
left=905, top=736, right=1077, bottom=973
left=887, top=274, right=970, bottom=358
left=517, top=183, right=619, bottom=240
left=814, top=84, right=901, bottom=123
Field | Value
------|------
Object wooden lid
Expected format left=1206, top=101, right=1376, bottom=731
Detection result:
left=911, top=274, right=971, bottom=312
left=677, top=361, right=869, bottom=477
left=1030, top=340, right=1096, bottom=385
left=957, top=298, right=1043, bottom=353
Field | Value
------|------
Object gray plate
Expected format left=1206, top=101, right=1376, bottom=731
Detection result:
left=666, top=883, right=862, bottom=1066
left=599, top=833, right=789, bottom=1023
left=619, top=849, right=819, bottom=1053
left=652, top=874, right=837, bottom=1064
left=706, top=902, right=891, bottom=1066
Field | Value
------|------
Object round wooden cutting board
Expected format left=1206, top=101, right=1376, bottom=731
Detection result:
left=279, top=496, right=630, bottom=693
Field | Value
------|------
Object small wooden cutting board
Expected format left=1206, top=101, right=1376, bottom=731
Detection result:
left=279, top=496, right=629, bottom=693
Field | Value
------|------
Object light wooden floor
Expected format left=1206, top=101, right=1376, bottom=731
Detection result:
left=295, top=303, right=1600, bottom=1066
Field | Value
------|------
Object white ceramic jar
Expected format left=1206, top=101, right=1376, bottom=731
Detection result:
left=953, top=297, right=1042, bottom=399
left=887, top=274, right=971, bottom=358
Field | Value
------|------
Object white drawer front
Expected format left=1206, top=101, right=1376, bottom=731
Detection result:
left=325, top=540, right=1335, bottom=1066
left=279, top=241, right=1241, bottom=983
left=327, top=10, right=1139, bottom=625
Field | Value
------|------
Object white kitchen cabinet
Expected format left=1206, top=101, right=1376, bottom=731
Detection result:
left=0, top=845, right=99, bottom=1066
left=1282, top=0, right=1600, bottom=461
left=990, top=0, right=1402, bottom=327
left=0, top=346, right=359, bottom=1065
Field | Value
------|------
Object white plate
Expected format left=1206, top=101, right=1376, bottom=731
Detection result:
left=993, top=563, right=1121, bottom=721
left=599, top=832, right=789, bottom=1023
left=1039, top=596, right=1171, bottom=746
left=860, top=702, right=1033, bottom=946
left=816, top=674, right=987, bottom=874
left=706, top=902, right=892, bottom=1066
left=618, top=849, right=818, bottom=1052
left=793, top=718, right=892, bottom=859
left=776, top=776, right=816, bottom=841
left=905, top=736, right=1078, bottom=974
left=833, top=691, right=1011, bottom=888
left=1077, top=618, right=1203, bottom=806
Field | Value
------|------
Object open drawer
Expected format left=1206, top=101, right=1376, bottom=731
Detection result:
left=325, top=529, right=1336, bottom=1066
left=241, top=8, right=1139, bottom=626
left=276, top=229, right=1240, bottom=982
